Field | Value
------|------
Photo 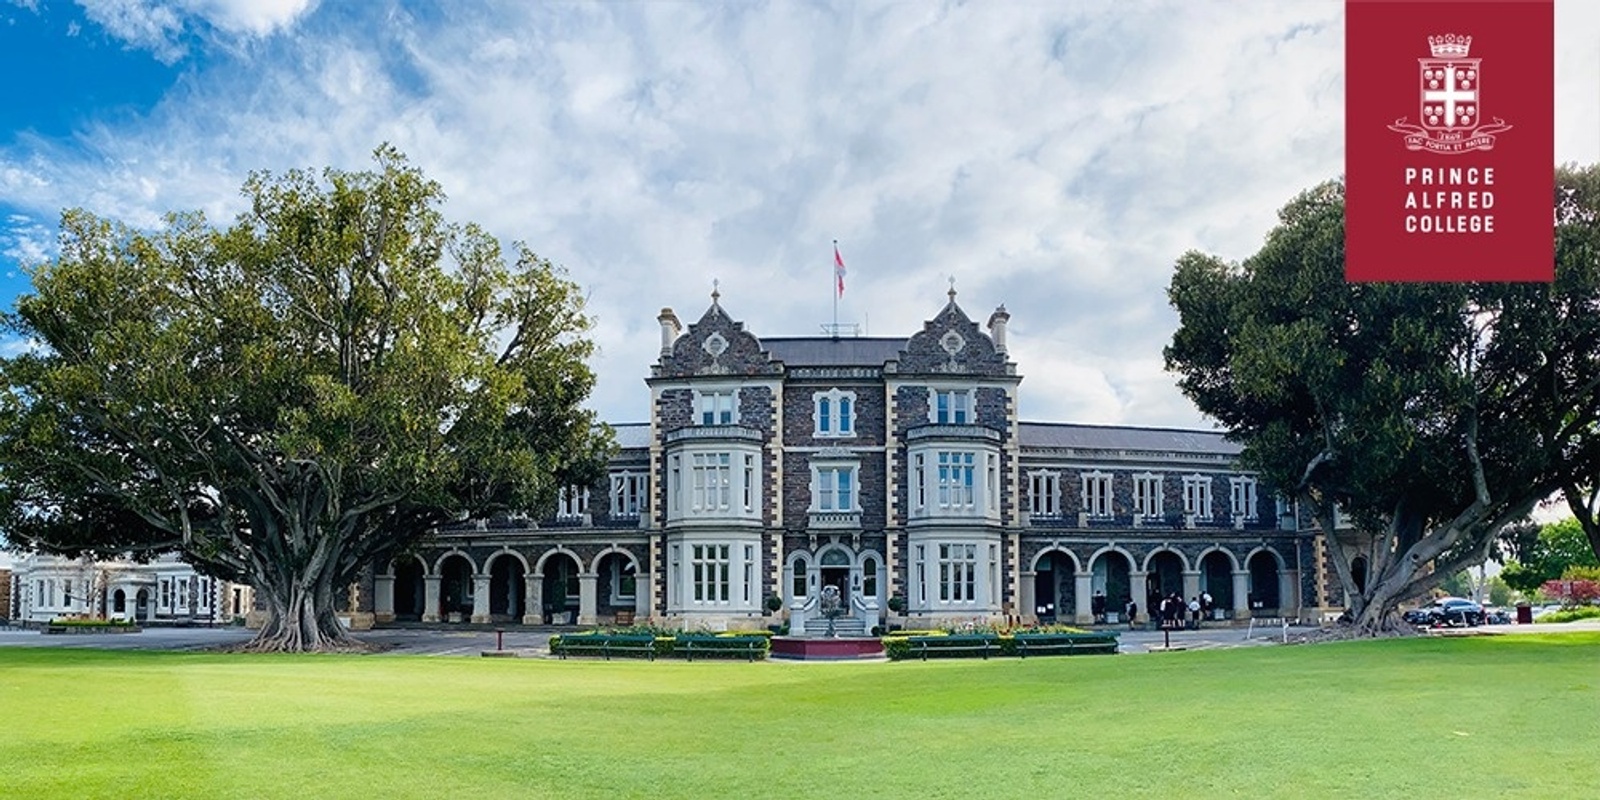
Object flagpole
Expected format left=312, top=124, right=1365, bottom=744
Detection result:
left=831, top=239, right=839, bottom=337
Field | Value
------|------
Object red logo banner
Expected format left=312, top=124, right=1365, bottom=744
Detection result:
left=1346, top=0, right=1553, bottom=282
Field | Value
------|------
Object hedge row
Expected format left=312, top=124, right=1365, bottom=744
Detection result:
left=882, top=632, right=1119, bottom=661
left=550, top=631, right=772, bottom=660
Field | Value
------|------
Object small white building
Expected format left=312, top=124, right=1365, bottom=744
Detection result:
left=7, top=552, right=252, bottom=625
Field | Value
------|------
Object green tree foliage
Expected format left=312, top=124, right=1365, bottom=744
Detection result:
left=0, top=146, right=612, bottom=651
left=1165, top=166, right=1600, bottom=633
left=1500, top=517, right=1600, bottom=595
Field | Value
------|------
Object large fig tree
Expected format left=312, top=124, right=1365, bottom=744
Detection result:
left=0, top=146, right=611, bottom=651
left=1165, top=166, right=1600, bottom=633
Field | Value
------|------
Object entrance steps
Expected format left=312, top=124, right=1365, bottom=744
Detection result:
left=802, top=616, right=868, bottom=637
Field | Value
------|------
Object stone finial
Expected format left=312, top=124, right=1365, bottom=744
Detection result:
left=947, top=276, right=957, bottom=304
left=711, top=278, right=720, bottom=305
left=658, top=307, right=682, bottom=358
left=987, top=304, right=1011, bottom=353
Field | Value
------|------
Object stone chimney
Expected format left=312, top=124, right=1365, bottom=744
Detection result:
left=987, top=305, right=1011, bottom=354
left=658, top=308, right=682, bottom=358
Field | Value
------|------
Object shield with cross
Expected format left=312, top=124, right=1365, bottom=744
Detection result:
left=1418, top=34, right=1479, bottom=132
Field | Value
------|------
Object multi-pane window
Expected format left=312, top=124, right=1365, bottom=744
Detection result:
left=814, top=466, right=857, bottom=511
left=160, top=580, right=171, bottom=609
left=1133, top=473, right=1163, bottom=518
left=862, top=557, right=878, bottom=597
left=937, top=452, right=976, bottom=509
left=1029, top=472, right=1060, bottom=517
left=64, top=580, right=72, bottom=607
left=557, top=485, right=589, bottom=519
left=610, top=472, right=646, bottom=518
left=938, top=543, right=977, bottom=602
left=1231, top=477, right=1259, bottom=520
left=691, top=453, right=732, bottom=512
left=1183, top=475, right=1213, bottom=520
left=913, top=453, right=926, bottom=510
left=791, top=559, right=808, bottom=598
left=743, top=454, right=757, bottom=513
left=814, top=389, right=856, bottom=437
left=691, top=544, right=731, bottom=603
left=1082, top=471, right=1112, bottom=517
left=931, top=389, right=972, bottom=424
left=986, top=454, right=999, bottom=513
left=696, top=390, right=736, bottom=425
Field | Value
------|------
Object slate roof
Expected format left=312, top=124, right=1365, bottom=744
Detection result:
left=762, top=337, right=908, bottom=367
left=1018, top=422, right=1242, bottom=456
left=610, top=422, right=652, bottom=449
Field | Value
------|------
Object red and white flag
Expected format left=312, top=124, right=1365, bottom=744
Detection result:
left=833, top=242, right=847, bottom=297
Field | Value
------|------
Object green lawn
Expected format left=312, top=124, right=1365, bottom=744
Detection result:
left=2, top=635, right=1597, bottom=798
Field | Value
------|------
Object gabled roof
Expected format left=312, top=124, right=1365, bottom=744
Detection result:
left=1019, top=422, right=1242, bottom=456
left=762, top=337, right=908, bottom=367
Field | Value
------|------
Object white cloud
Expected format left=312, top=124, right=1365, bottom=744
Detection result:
left=6, top=0, right=1599, bottom=431
left=74, top=0, right=316, bottom=62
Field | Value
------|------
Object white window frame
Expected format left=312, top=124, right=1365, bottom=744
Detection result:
left=609, top=558, right=638, bottom=605
left=938, top=543, right=978, bottom=603
left=936, top=451, right=976, bottom=510
left=610, top=472, right=647, bottom=519
left=1133, top=473, right=1163, bottom=519
left=691, top=543, right=731, bottom=604
left=666, top=445, right=763, bottom=523
left=813, top=388, right=858, bottom=438
left=695, top=389, right=737, bottom=426
left=912, top=453, right=926, bottom=511
left=1231, top=476, right=1259, bottom=521
left=811, top=463, right=859, bottom=512
left=1082, top=471, right=1112, bottom=518
left=1183, top=474, right=1213, bottom=521
left=557, top=485, right=590, bottom=520
left=928, top=388, right=974, bottom=425
left=1028, top=471, right=1060, bottom=517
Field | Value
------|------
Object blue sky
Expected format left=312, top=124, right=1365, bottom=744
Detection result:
left=1, top=0, right=1597, bottom=433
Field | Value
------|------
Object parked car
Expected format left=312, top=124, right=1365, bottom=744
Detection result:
left=1483, top=607, right=1513, bottom=625
left=1403, top=597, right=1485, bottom=627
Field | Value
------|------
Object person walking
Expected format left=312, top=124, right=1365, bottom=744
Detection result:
left=1091, top=590, right=1107, bottom=625
left=1188, top=596, right=1202, bottom=630
left=1125, top=600, right=1137, bottom=630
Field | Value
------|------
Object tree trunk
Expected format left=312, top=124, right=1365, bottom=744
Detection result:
left=239, top=545, right=363, bottom=653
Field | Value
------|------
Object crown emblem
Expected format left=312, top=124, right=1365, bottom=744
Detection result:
left=1428, top=34, right=1472, bottom=58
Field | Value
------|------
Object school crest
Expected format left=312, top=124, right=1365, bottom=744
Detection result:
left=1387, top=34, right=1512, bottom=155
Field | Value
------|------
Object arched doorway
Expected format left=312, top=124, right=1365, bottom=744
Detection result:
left=1248, top=551, right=1282, bottom=611
left=135, top=589, right=150, bottom=622
left=818, top=547, right=851, bottom=607
left=1033, top=551, right=1077, bottom=623
left=1092, top=551, right=1132, bottom=610
left=1200, top=551, right=1234, bottom=613
left=595, top=551, right=638, bottom=623
left=112, top=589, right=127, bottom=617
left=393, top=558, right=425, bottom=621
left=488, top=554, right=527, bottom=622
left=1145, top=550, right=1185, bottom=613
left=438, top=554, right=475, bottom=621
left=542, top=552, right=581, bottom=624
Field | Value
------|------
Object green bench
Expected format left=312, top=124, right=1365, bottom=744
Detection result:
left=676, top=635, right=765, bottom=662
left=906, top=635, right=998, bottom=660
left=552, top=634, right=657, bottom=661
left=1013, top=633, right=1119, bottom=657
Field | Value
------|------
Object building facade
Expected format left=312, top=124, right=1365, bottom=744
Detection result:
left=360, top=289, right=1333, bottom=631
left=6, top=553, right=251, bottom=625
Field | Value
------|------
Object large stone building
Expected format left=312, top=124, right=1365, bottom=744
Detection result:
left=6, top=553, right=252, bottom=626
left=360, top=288, right=1336, bottom=632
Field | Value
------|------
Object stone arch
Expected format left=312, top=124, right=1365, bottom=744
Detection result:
left=1246, top=547, right=1286, bottom=611
left=1088, top=547, right=1136, bottom=609
left=431, top=549, right=478, bottom=576
left=1198, top=549, right=1237, bottom=612
left=484, top=550, right=530, bottom=621
left=815, top=544, right=854, bottom=607
left=436, top=552, right=476, bottom=619
left=1031, top=547, right=1081, bottom=622
left=593, top=547, right=641, bottom=618
left=534, top=546, right=584, bottom=576
left=1140, top=547, right=1192, bottom=573
left=1194, top=546, right=1240, bottom=572
left=588, top=546, right=638, bottom=575
left=1029, top=546, right=1081, bottom=573
left=537, top=548, right=583, bottom=623
left=391, top=555, right=427, bottom=621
